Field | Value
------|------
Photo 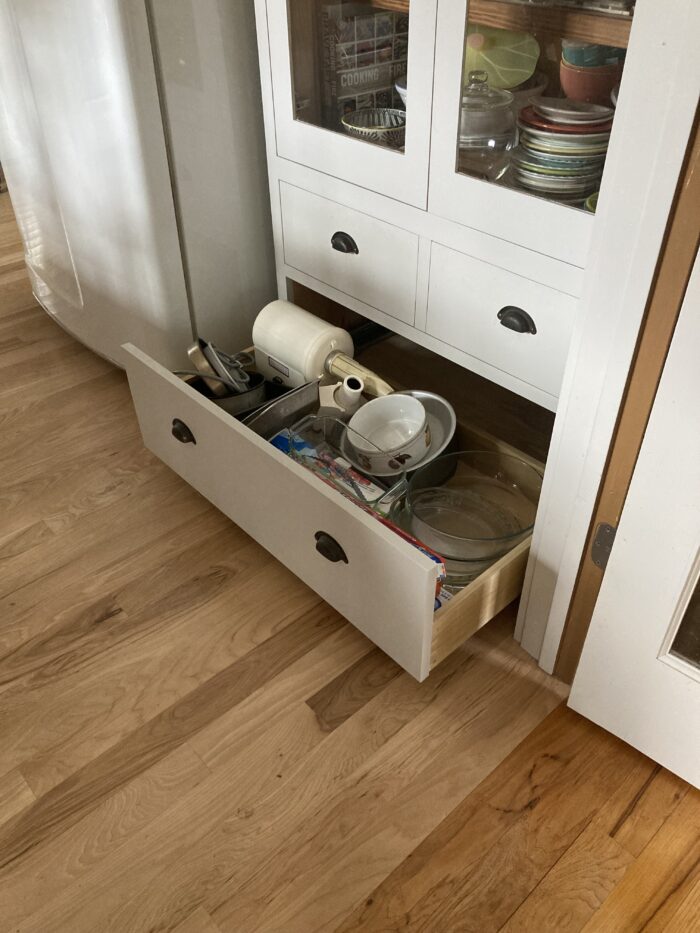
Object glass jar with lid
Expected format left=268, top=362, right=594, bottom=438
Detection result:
left=459, top=70, right=517, bottom=181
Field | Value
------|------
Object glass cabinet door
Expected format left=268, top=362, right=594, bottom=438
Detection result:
left=430, top=0, right=635, bottom=265
left=266, top=0, right=437, bottom=207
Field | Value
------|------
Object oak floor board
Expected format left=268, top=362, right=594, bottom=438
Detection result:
left=0, top=601, right=340, bottom=873
left=610, top=764, right=688, bottom=858
left=1, top=192, right=696, bottom=933
left=394, top=728, right=642, bottom=933
left=0, top=466, right=201, bottom=601
left=215, top=647, right=567, bottom=933
left=12, top=701, right=335, bottom=933
left=9, top=557, right=327, bottom=797
left=0, top=744, right=210, bottom=929
left=208, top=625, right=567, bottom=932
left=0, top=480, right=217, bottom=654
left=582, top=789, right=700, bottom=932
left=305, top=646, right=402, bottom=734
left=22, top=635, right=497, bottom=933
left=0, top=340, right=114, bottom=407
left=172, top=907, right=223, bottom=933
left=0, top=770, right=35, bottom=829
left=663, top=874, right=700, bottom=932
left=334, top=706, right=633, bottom=933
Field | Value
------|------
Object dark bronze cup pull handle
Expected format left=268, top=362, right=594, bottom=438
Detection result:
left=331, top=231, right=359, bottom=254
left=314, top=531, right=348, bottom=564
left=497, top=306, right=537, bottom=335
left=171, top=418, right=196, bottom=444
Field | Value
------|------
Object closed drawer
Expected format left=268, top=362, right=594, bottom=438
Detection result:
left=280, top=182, right=419, bottom=326
left=124, top=344, right=531, bottom=681
left=426, top=243, right=577, bottom=400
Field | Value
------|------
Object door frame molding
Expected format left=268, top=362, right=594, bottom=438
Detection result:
left=516, top=0, right=700, bottom=668
left=555, top=112, right=700, bottom=682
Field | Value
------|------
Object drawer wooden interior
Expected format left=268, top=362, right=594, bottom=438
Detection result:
left=124, top=292, right=550, bottom=680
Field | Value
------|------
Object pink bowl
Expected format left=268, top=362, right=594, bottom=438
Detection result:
left=560, top=60, right=622, bottom=105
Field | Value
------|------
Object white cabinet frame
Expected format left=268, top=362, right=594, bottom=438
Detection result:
left=516, top=0, right=700, bottom=669
left=430, top=0, right=601, bottom=266
left=265, top=0, right=438, bottom=208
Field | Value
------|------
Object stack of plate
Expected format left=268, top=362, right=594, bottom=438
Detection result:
left=512, top=99, right=613, bottom=203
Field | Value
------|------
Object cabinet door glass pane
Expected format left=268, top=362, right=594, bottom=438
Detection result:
left=457, top=0, right=634, bottom=211
left=670, top=576, right=700, bottom=670
left=288, top=0, right=409, bottom=152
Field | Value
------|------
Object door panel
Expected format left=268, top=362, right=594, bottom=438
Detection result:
left=266, top=0, right=437, bottom=208
left=569, top=254, right=700, bottom=788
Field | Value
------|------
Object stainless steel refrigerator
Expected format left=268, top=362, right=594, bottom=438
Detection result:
left=0, top=0, right=276, bottom=368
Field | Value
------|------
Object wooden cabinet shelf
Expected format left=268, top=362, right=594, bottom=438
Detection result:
left=371, top=0, right=632, bottom=49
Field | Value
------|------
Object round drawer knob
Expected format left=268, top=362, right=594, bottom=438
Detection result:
left=171, top=418, right=196, bottom=444
left=314, top=531, right=348, bottom=564
left=497, top=306, right=537, bottom=335
left=331, top=231, right=359, bottom=254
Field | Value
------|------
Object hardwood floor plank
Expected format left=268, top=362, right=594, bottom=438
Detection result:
left=12, top=629, right=501, bottom=933
left=334, top=707, right=639, bottom=933
left=208, top=626, right=566, bottom=933
left=0, top=744, right=209, bottom=929
left=172, top=907, right=223, bottom=933
left=500, top=819, right=634, bottom=932
left=11, top=554, right=324, bottom=797
left=609, top=764, right=688, bottom=858
left=0, top=770, right=35, bottom=828
left=306, top=647, right=402, bottom=733
left=582, top=789, right=700, bottom=932
left=13, top=701, right=332, bottom=933
left=0, top=486, right=220, bottom=655
left=0, top=520, right=54, bottom=563
left=663, top=874, right=700, bottom=932
left=0, top=603, right=341, bottom=872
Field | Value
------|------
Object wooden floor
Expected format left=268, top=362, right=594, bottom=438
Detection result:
left=1, top=191, right=698, bottom=932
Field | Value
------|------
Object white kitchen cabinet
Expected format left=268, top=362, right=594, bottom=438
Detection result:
left=121, top=0, right=698, bottom=683
left=256, top=0, right=671, bottom=407
left=265, top=0, right=437, bottom=207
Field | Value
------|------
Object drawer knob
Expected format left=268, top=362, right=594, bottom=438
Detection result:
left=314, top=531, right=348, bottom=564
left=171, top=418, right=196, bottom=445
left=331, top=231, right=359, bottom=255
left=497, top=306, right=537, bottom=335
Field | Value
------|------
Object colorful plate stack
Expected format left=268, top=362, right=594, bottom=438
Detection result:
left=512, top=100, right=614, bottom=204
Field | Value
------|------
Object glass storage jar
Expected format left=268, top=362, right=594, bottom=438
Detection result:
left=459, top=70, right=517, bottom=181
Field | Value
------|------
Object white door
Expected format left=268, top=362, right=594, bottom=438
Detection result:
left=264, top=0, right=437, bottom=208
left=569, top=253, right=700, bottom=788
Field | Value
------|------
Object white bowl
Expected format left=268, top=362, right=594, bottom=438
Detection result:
left=346, top=394, right=428, bottom=474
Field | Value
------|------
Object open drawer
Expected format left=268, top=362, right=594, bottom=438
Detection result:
left=123, top=343, right=534, bottom=681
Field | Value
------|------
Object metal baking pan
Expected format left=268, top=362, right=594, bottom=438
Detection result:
left=242, top=380, right=320, bottom=439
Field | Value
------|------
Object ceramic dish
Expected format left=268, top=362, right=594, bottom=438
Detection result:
left=340, top=390, right=456, bottom=478
left=341, top=108, right=406, bottom=148
left=532, top=98, right=614, bottom=124
left=346, top=394, right=428, bottom=474
left=585, top=191, right=600, bottom=212
left=519, top=106, right=613, bottom=134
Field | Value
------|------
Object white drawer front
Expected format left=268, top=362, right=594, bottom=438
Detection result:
left=123, top=345, right=436, bottom=680
left=280, top=183, right=419, bottom=326
left=426, top=243, right=577, bottom=400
